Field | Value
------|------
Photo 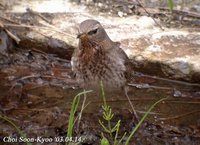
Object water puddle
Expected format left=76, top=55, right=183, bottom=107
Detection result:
left=0, top=49, right=200, bottom=144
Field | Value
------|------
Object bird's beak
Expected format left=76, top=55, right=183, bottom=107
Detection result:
left=77, top=33, right=81, bottom=39
left=77, top=33, right=87, bottom=39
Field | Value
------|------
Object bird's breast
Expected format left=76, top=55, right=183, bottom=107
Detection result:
left=72, top=47, right=127, bottom=89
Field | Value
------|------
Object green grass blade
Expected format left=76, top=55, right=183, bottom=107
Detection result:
left=117, top=132, right=127, bottom=145
left=67, top=95, right=80, bottom=138
left=67, top=90, right=92, bottom=139
left=113, top=120, right=120, bottom=145
left=125, top=97, right=168, bottom=145
left=0, top=115, right=32, bottom=145
left=168, top=0, right=173, bottom=14
left=100, top=81, right=107, bottom=106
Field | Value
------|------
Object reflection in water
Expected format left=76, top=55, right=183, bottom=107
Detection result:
left=0, top=54, right=200, bottom=144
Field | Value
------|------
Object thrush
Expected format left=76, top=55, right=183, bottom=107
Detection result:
left=71, top=19, right=138, bottom=119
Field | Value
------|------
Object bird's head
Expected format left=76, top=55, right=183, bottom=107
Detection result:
left=77, top=19, right=111, bottom=47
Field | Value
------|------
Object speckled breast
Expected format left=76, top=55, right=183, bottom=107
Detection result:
left=71, top=47, right=127, bottom=90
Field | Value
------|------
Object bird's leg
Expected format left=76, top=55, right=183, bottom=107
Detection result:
left=124, top=86, right=139, bottom=122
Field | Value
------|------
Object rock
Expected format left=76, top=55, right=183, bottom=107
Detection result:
left=118, top=11, right=124, bottom=17
left=1, top=1, right=200, bottom=83
left=191, top=4, right=200, bottom=12
left=137, top=16, right=156, bottom=29
left=145, top=45, right=162, bottom=53
left=162, top=57, right=191, bottom=80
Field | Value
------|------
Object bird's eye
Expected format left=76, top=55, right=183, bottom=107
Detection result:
left=88, top=28, right=98, bottom=35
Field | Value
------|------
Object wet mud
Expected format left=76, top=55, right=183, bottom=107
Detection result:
left=0, top=48, right=200, bottom=145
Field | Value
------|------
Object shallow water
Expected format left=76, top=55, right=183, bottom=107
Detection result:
left=0, top=52, right=200, bottom=144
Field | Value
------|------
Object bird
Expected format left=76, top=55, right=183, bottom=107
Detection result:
left=71, top=19, right=138, bottom=119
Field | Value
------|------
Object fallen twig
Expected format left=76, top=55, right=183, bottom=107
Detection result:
left=15, top=74, right=69, bottom=83
left=4, top=29, right=20, bottom=44
left=92, top=99, right=200, bottom=104
left=134, top=72, right=200, bottom=87
left=0, top=21, right=21, bottom=44
left=158, top=110, right=200, bottom=121
left=4, top=23, right=75, bottom=39
left=76, top=91, right=90, bottom=133
left=26, top=8, right=52, bottom=24
left=0, top=14, right=20, bottom=24
left=158, top=7, right=200, bottom=19
left=128, top=83, right=172, bottom=90
left=134, top=0, right=164, bottom=30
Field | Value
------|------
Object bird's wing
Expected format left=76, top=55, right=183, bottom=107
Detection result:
left=114, top=42, right=134, bottom=81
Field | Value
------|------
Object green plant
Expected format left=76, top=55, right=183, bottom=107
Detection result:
left=168, top=0, right=173, bottom=14
left=99, top=81, right=168, bottom=145
left=66, top=90, right=92, bottom=145
left=0, top=115, right=32, bottom=145
left=125, top=97, right=168, bottom=145
left=99, top=81, right=126, bottom=145
left=101, top=133, right=110, bottom=145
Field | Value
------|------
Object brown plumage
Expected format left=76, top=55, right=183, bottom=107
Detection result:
left=71, top=19, right=133, bottom=90
left=71, top=19, right=138, bottom=120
